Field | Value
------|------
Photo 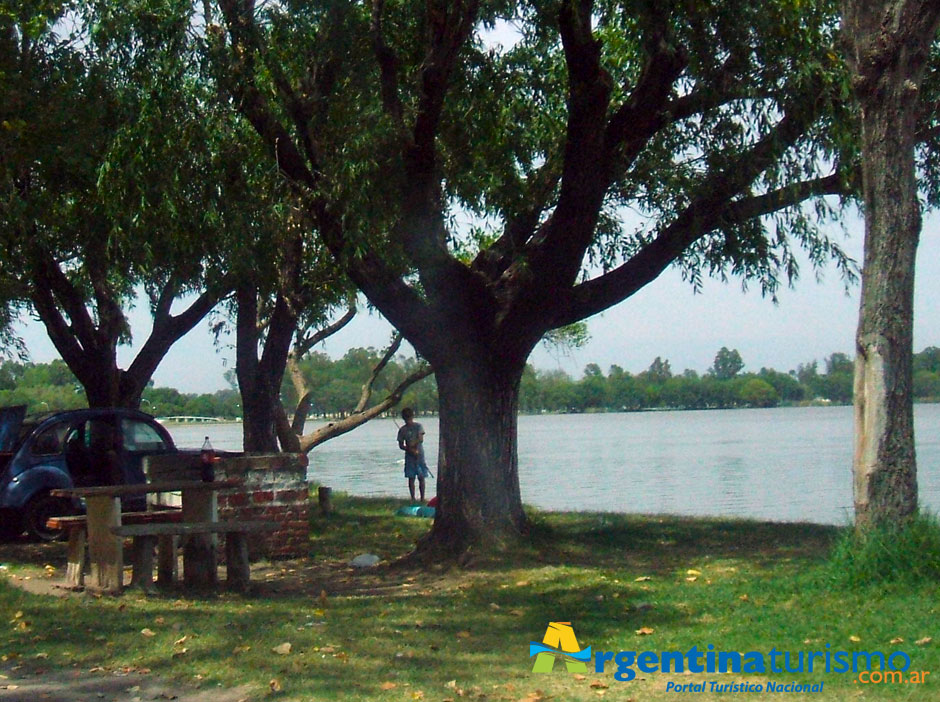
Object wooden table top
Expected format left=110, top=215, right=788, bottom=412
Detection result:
left=50, top=479, right=241, bottom=499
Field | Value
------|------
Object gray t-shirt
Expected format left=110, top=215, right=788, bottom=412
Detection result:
left=397, top=422, right=426, bottom=464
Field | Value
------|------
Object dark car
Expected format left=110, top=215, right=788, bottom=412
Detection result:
left=0, top=405, right=177, bottom=541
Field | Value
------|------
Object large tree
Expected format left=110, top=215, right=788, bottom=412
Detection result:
left=205, top=0, right=869, bottom=554
left=0, top=2, right=235, bottom=407
left=842, top=1, right=940, bottom=527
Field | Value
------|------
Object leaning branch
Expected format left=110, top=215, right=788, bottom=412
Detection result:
left=297, top=363, right=433, bottom=453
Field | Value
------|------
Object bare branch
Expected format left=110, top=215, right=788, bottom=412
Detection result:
left=353, top=332, right=403, bottom=412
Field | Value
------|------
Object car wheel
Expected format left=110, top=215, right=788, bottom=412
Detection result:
left=23, top=493, right=72, bottom=542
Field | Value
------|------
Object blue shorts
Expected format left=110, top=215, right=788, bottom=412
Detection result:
left=404, top=456, right=430, bottom=479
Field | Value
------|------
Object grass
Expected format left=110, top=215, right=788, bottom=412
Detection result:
left=0, top=493, right=938, bottom=701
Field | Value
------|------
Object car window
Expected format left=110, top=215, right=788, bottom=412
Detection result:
left=30, top=422, right=69, bottom=456
left=121, top=419, right=167, bottom=452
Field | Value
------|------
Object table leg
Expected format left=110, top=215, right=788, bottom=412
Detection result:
left=225, top=532, right=250, bottom=592
left=157, top=535, right=178, bottom=585
left=64, top=526, right=85, bottom=589
left=181, top=487, right=217, bottom=588
left=86, top=496, right=123, bottom=594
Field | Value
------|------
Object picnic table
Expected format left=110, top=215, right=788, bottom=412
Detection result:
left=50, top=480, right=274, bottom=594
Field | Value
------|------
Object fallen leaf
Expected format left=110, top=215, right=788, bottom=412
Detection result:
left=34, top=652, right=48, bottom=659
left=635, top=627, right=654, bottom=636
left=13, top=612, right=22, bottom=620
left=272, top=643, right=292, bottom=655
left=508, top=609, right=525, bottom=617
left=232, top=645, right=251, bottom=654
left=739, top=594, right=749, bottom=601
left=849, top=635, right=861, bottom=643
left=173, top=636, right=188, bottom=647
left=634, top=576, right=651, bottom=582
left=915, top=637, right=932, bottom=646
left=514, top=580, right=530, bottom=587
left=171, top=648, right=188, bottom=658
left=589, top=681, right=609, bottom=689
left=319, top=646, right=336, bottom=654
left=573, top=674, right=587, bottom=681
left=456, top=631, right=471, bottom=639
left=140, top=629, right=156, bottom=638
left=380, top=682, right=397, bottom=690
left=155, top=617, right=165, bottom=625
left=445, top=680, right=458, bottom=689
left=890, top=637, right=904, bottom=645
left=686, top=569, right=702, bottom=576
left=518, top=691, right=545, bottom=702
left=489, top=603, right=501, bottom=611
left=412, top=691, right=425, bottom=700
left=685, top=576, right=698, bottom=582
left=269, top=679, right=282, bottom=692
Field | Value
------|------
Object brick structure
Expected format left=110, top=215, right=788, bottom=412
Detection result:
left=144, top=453, right=310, bottom=560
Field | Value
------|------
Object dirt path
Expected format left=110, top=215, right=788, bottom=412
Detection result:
left=0, top=664, right=255, bottom=702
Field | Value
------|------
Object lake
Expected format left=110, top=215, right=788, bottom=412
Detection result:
left=167, top=404, right=940, bottom=525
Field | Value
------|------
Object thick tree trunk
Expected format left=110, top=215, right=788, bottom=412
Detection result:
left=419, top=360, right=527, bottom=556
left=844, top=1, right=940, bottom=528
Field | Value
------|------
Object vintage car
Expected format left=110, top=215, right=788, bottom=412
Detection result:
left=0, top=405, right=177, bottom=541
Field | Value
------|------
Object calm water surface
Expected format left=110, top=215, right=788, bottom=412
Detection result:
left=168, top=404, right=940, bottom=525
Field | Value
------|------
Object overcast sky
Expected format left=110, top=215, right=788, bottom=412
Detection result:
left=12, top=205, right=940, bottom=394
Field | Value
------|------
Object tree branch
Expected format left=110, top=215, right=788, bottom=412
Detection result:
left=354, top=332, right=403, bottom=412
left=556, top=171, right=844, bottom=327
left=297, top=363, right=433, bottom=453
left=371, top=0, right=406, bottom=131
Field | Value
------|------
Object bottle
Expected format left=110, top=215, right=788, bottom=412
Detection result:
left=200, top=436, right=215, bottom=482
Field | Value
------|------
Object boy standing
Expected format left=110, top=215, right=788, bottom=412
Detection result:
left=397, top=407, right=430, bottom=502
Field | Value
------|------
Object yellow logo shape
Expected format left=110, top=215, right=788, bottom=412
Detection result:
left=531, top=622, right=589, bottom=673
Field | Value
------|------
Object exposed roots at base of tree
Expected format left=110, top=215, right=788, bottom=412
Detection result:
left=391, top=516, right=531, bottom=570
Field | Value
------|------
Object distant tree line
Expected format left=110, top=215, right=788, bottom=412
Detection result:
left=3, top=346, right=939, bottom=418
left=519, top=347, right=940, bottom=413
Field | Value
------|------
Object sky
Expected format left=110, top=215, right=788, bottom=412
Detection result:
left=12, top=207, right=940, bottom=394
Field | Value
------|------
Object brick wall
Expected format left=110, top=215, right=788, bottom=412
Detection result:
left=144, top=452, right=310, bottom=560
left=215, top=454, right=310, bottom=560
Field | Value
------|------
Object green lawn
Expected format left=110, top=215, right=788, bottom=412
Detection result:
left=0, top=493, right=936, bottom=701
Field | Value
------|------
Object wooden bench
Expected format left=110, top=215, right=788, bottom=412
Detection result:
left=46, top=510, right=183, bottom=590
left=111, top=521, right=277, bottom=591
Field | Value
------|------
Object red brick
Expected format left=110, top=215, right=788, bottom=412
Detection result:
left=251, top=490, right=275, bottom=504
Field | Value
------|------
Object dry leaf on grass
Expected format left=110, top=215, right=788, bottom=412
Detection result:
left=685, top=577, right=698, bottom=582
left=272, top=643, right=292, bottom=655
left=589, top=680, right=609, bottom=689
left=572, top=674, right=587, bottom=681
left=915, top=637, right=932, bottom=645
left=890, top=637, right=904, bottom=644
left=456, top=631, right=472, bottom=639
left=849, top=635, right=861, bottom=643
left=686, top=569, right=702, bottom=576
left=635, top=627, right=654, bottom=636
left=269, top=679, right=282, bottom=692
left=380, top=681, right=397, bottom=690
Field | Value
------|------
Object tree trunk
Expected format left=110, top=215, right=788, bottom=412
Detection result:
left=420, top=360, right=527, bottom=556
left=235, top=282, right=284, bottom=453
left=844, top=1, right=940, bottom=528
